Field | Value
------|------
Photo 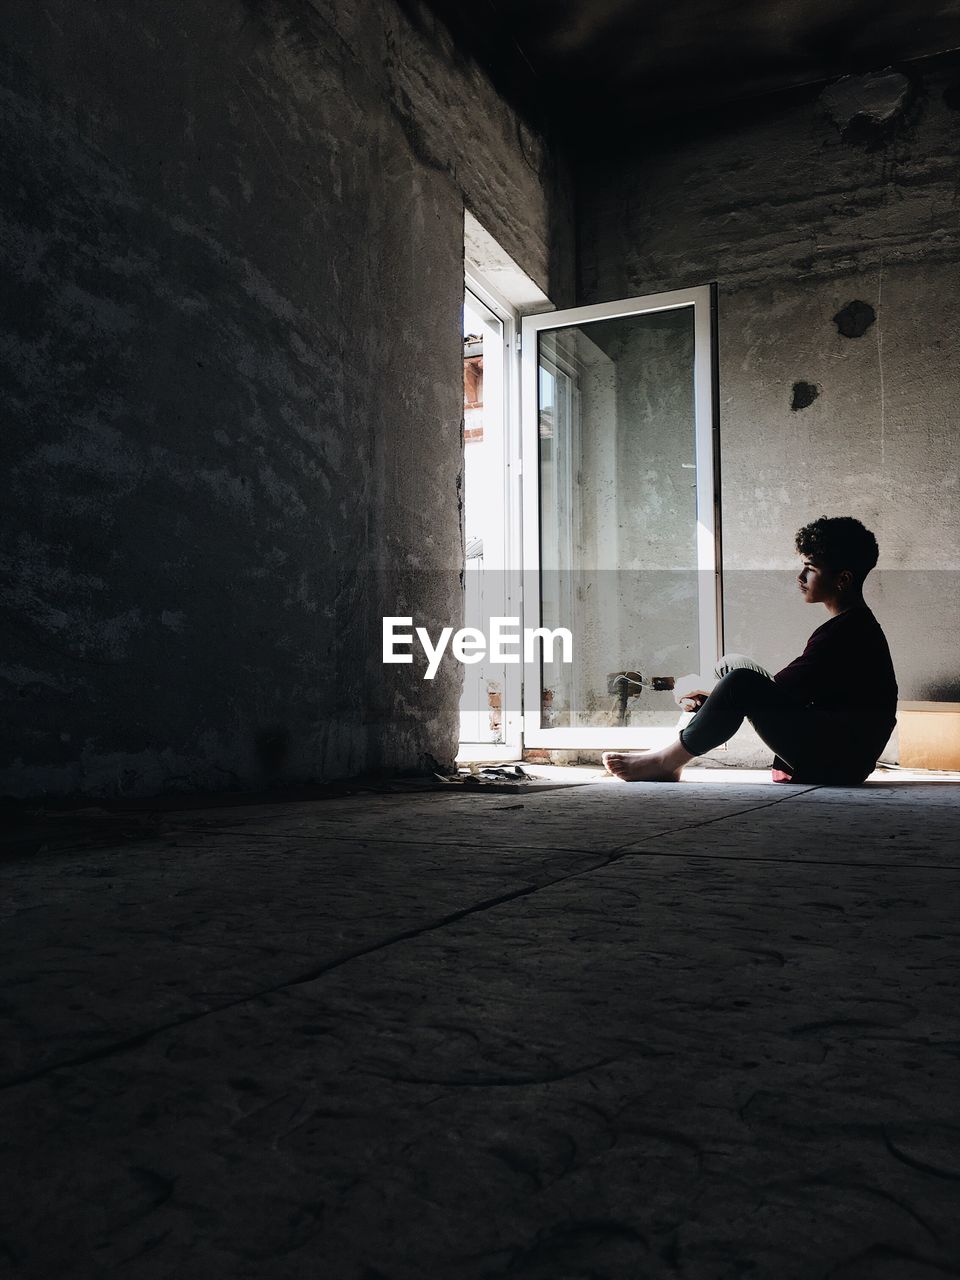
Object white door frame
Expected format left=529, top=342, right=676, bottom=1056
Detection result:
left=520, top=285, right=722, bottom=749
left=460, top=267, right=524, bottom=756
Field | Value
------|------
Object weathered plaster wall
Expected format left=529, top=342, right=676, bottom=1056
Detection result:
left=577, top=61, right=960, bottom=728
left=0, top=0, right=574, bottom=799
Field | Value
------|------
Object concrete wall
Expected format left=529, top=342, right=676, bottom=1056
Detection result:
left=577, top=60, right=960, bottom=724
left=0, top=0, right=574, bottom=799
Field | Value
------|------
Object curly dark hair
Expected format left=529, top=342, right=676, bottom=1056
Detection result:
left=795, top=516, right=879, bottom=583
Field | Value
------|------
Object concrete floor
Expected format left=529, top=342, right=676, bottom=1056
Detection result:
left=3, top=771, right=960, bottom=1279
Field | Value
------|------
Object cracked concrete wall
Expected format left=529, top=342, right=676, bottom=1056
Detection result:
left=0, top=0, right=574, bottom=799
left=577, top=60, right=960, bottom=732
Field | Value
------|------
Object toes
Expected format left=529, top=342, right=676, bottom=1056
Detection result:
left=605, top=759, right=630, bottom=780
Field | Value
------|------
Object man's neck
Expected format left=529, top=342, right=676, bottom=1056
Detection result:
left=825, top=594, right=865, bottom=617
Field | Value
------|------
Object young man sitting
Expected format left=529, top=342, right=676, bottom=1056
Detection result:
left=602, top=516, right=898, bottom=785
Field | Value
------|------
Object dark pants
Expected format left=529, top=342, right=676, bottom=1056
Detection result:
left=678, top=666, right=883, bottom=784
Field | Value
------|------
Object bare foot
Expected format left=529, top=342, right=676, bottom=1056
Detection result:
left=602, top=749, right=683, bottom=782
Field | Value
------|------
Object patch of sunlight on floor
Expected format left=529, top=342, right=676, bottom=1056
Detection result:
left=462, top=761, right=960, bottom=786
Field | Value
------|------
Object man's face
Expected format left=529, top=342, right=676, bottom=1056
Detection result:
left=797, top=556, right=838, bottom=603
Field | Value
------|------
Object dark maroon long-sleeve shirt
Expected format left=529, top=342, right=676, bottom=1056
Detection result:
left=774, top=604, right=898, bottom=724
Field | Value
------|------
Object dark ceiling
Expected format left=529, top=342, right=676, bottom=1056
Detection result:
left=415, top=0, right=960, bottom=138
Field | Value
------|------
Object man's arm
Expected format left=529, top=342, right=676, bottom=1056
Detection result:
left=773, top=621, right=837, bottom=704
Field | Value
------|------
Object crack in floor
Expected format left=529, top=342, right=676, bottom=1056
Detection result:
left=364, top=1057, right=619, bottom=1088
left=162, top=786, right=960, bottom=870
left=0, top=872, right=598, bottom=1091
left=155, top=786, right=824, bottom=861
left=0, top=783, right=874, bottom=1093
left=161, top=837, right=957, bottom=873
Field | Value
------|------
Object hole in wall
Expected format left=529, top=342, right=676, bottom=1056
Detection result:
left=791, top=381, right=819, bottom=411
left=833, top=300, right=876, bottom=339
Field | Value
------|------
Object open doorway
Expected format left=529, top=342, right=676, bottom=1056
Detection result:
left=457, top=211, right=555, bottom=763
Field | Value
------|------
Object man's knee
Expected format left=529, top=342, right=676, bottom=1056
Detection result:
left=717, top=652, right=751, bottom=672
left=716, top=653, right=765, bottom=678
left=715, top=666, right=770, bottom=704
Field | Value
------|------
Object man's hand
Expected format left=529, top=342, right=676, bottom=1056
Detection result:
left=676, top=690, right=708, bottom=712
left=674, top=673, right=713, bottom=713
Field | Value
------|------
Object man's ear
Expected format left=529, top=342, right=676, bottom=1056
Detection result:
left=837, top=568, right=854, bottom=593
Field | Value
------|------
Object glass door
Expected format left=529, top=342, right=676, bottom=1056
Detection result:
left=520, top=286, right=721, bottom=748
